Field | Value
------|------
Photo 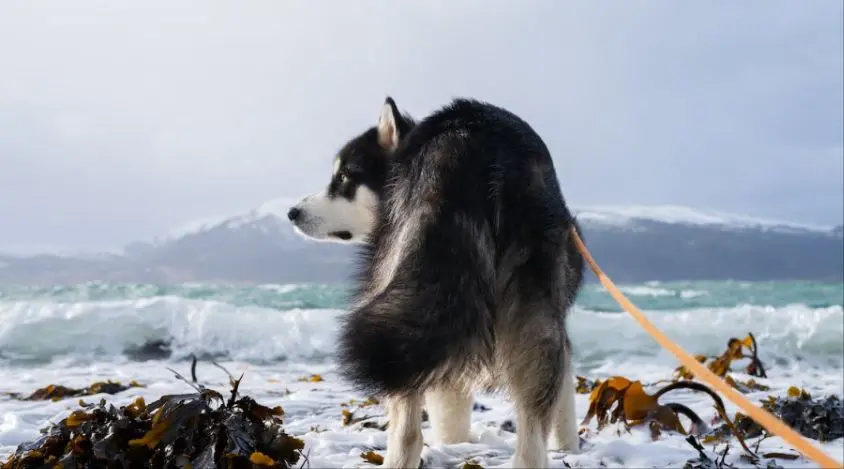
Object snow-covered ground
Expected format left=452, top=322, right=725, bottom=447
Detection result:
left=1, top=358, right=841, bottom=468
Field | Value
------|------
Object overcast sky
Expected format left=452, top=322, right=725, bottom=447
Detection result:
left=1, top=1, right=842, bottom=252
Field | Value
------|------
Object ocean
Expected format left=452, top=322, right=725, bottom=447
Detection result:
left=1, top=280, right=842, bottom=466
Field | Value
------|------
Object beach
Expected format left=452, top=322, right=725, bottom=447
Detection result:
left=1, top=281, right=842, bottom=467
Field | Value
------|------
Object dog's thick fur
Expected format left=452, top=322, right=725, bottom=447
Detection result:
left=289, top=97, right=584, bottom=468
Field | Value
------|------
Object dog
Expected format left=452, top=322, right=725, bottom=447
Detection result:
left=288, top=97, right=584, bottom=468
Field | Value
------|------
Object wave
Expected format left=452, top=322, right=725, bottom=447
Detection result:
left=0, top=282, right=349, bottom=311
left=1, top=295, right=841, bottom=368
left=619, top=285, right=708, bottom=298
left=569, top=303, right=844, bottom=370
left=2, top=280, right=841, bottom=311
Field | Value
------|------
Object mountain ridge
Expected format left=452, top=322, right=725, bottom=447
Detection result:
left=153, top=199, right=840, bottom=244
left=0, top=200, right=841, bottom=286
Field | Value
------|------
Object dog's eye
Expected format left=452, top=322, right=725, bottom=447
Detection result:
left=337, top=173, right=348, bottom=184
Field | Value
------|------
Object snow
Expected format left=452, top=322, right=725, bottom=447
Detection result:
left=140, top=199, right=836, bottom=253
left=0, top=278, right=841, bottom=467
left=0, top=244, right=126, bottom=259
left=0, top=360, right=840, bottom=468
left=164, top=199, right=832, bottom=246
left=2, top=198, right=834, bottom=260
left=153, top=197, right=304, bottom=245
left=573, top=204, right=832, bottom=233
left=254, top=197, right=302, bottom=219
left=2, top=288, right=841, bottom=467
left=163, top=214, right=233, bottom=241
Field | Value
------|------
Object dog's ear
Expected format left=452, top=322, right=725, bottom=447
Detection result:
left=377, top=96, right=403, bottom=152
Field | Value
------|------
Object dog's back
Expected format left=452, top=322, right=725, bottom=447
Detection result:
left=339, top=98, right=584, bottom=396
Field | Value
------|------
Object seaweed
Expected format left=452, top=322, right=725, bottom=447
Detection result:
left=3, top=380, right=145, bottom=402
left=360, top=450, right=384, bottom=465
left=1, top=357, right=304, bottom=469
left=297, top=375, right=323, bottom=383
left=724, top=377, right=770, bottom=394
left=707, top=391, right=843, bottom=443
left=683, top=436, right=740, bottom=469
left=124, top=339, right=173, bottom=361
left=581, top=376, right=719, bottom=437
left=675, top=333, right=766, bottom=381
left=686, top=433, right=801, bottom=468
left=338, top=395, right=385, bottom=430
left=580, top=374, right=774, bottom=462
left=575, top=376, right=602, bottom=394
left=688, top=386, right=840, bottom=467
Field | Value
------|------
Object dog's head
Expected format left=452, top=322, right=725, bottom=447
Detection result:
left=287, top=97, right=414, bottom=243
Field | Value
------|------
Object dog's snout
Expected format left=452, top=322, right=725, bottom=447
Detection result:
left=287, top=207, right=301, bottom=221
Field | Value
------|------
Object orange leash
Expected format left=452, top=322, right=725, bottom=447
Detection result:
left=569, top=227, right=843, bottom=468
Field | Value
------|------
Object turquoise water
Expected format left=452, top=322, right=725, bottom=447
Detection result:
left=0, top=281, right=841, bottom=366
left=1, top=280, right=841, bottom=311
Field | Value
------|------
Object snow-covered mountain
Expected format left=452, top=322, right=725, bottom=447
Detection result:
left=146, top=199, right=838, bottom=248
left=1, top=199, right=841, bottom=285
left=574, top=204, right=831, bottom=234
left=147, top=198, right=303, bottom=248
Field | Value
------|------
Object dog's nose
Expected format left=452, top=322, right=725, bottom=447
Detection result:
left=287, top=207, right=301, bottom=221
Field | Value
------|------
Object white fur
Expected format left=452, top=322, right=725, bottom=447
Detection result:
left=512, top=408, right=549, bottom=469
left=383, top=395, right=424, bottom=468
left=351, top=177, right=428, bottom=308
left=378, top=102, right=400, bottom=151
left=424, top=387, right=473, bottom=444
left=387, top=378, right=577, bottom=469
left=332, top=158, right=342, bottom=177
left=290, top=186, right=378, bottom=243
left=365, top=218, right=417, bottom=301
left=549, top=371, right=579, bottom=452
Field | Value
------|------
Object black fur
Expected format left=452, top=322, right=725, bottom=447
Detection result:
left=335, top=98, right=585, bottom=397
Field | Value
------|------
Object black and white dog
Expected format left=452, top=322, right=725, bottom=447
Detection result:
left=288, top=97, right=584, bottom=468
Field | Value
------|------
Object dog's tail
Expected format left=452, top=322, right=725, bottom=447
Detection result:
left=337, top=229, right=495, bottom=397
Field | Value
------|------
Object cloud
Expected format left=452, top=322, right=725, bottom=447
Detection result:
left=0, top=0, right=841, bottom=250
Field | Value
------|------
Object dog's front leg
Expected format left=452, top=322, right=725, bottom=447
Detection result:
left=384, top=393, right=424, bottom=468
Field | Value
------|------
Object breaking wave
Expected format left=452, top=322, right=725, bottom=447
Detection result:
left=0, top=281, right=841, bottom=369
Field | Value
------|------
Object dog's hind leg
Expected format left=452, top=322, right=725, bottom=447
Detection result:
left=383, top=393, right=424, bottom=469
left=502, top=322, right=564, bottom=468
left=548, top=345, right=580, bottom=452
left=425, top=384, right=473, bottom=444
